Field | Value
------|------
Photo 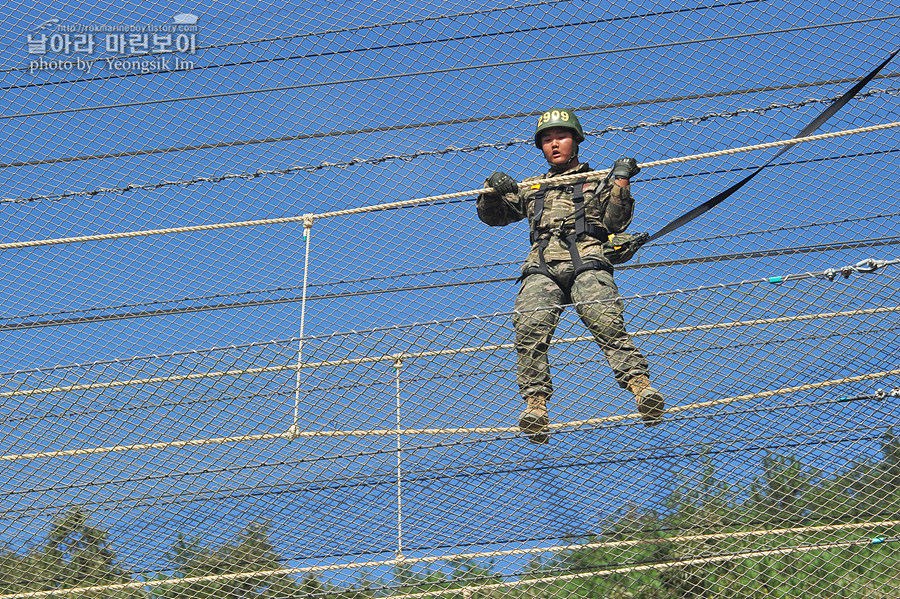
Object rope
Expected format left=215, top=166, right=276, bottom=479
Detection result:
left=0, top=415, right=890, bottom=524
left=3, top=81, right=897, bottom=208
left=395, top=358, right=405, bottom=560
left=0, top=523, right=894, bottom=599
left=291, top=217, right=314, bottom=435
left=382, top=537, right=900, bottom=599
left=3, top=319, right=893, bottom=434
left=1, top=259, right=894, bottom=462
left=1, top=120, right=898, bottom=252
left=1, top=295, right=896, bottom=402
left=2, top=228, right=896, bottom=333
left=3, top=368, right=897, bottom=463
left=2, top=299, right=896, bottom=401
left=3, top=14, right=894, bottom=131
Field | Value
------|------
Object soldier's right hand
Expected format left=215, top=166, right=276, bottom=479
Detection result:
left=487, top=171, right=518, bottom=195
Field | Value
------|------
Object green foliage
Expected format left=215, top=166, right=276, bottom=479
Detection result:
left=2, top=439, right=900, bottom=599
left=0, top=548, right=40, bottom=593
left=541, top=442, right=900, bottom=599
left=0, top=507, right=136, bottom=598
left=159, top=523, right=299, bottom=599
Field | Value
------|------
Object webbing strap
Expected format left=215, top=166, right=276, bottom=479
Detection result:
left=572, top=184, right=586, bottom=237
left=524, top=182, right=613, bottom=285
left=646, top=48, right=898, bottom=243
left=565, top=184, right=587, bottom=271
left=529, top=188, right=547, bottom=245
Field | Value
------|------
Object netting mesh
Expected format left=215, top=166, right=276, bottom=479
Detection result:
left=1, top=1, right=899, bottom=597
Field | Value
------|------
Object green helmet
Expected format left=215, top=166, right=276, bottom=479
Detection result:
left=533, top=107, right=585, bottom=147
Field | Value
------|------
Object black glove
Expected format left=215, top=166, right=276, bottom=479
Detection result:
left=487, top=171, right=518, bottom=195
left=612, top=157, right=640, bottom=179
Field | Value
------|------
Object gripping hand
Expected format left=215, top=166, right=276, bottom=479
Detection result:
left=487, top=171, right=518, bottom=195
left=612, top=157, right=640, bottom=180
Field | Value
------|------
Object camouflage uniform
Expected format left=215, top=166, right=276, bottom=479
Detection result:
left=477, top=162, right=650, bottom=401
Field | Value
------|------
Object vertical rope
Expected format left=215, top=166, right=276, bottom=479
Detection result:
left=292, top=214, right=315, bottom=436
left=394, top=356, right=404, bottom=560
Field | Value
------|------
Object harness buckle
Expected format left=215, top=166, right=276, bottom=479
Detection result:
left=535, top=220, right=573, bottom=240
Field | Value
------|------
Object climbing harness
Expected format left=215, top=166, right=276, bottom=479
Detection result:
left=521, top=178, right=614, bottom=290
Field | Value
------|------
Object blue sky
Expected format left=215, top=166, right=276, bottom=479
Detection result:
left=0, top=0, right=899, bottom=588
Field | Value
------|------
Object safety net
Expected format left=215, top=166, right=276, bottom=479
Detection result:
left=0, top=1, right=898, bottom=598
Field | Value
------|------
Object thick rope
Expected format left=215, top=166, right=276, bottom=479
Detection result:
left=381, top=536, right=899, bottom=599
left=0, top=520, right=894, bottom=599
left=2, top=304, right=896, bottom=402
left=1, top=121, right=898, bottom=252
left=5, top=84, right=898, bottom=208
left=3, top=368, right=897, bottom=462
left=2, top=261, right=894, bottom=462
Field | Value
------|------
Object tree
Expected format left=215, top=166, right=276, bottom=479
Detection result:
left=162, top=522, right=299, bottom=599
left=0, top=508, right=143, bottom=598
left=747, top=452, right=820, bottom=524
left=0, top=548, right=36, bottom=593
left=41, top=508, right=133, bottom=592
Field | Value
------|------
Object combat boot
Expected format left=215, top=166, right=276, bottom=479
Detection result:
left=519, top=394, right=549, bottom=444
left=629, top=375, right=665, bottom=427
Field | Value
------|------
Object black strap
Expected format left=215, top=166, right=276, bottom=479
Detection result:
left=529, top=188, right=547, bottom=244
left=646, top=49, right=898, bottom=243
left=564, top=184, right=586, bottom=271
left=531, top=183, right=609, bottom=240
left=523, top=182, right=614, bottom=286
left=572, top=185, right=586, bottom=237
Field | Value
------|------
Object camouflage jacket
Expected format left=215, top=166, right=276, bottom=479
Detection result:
left=476, top=162, right=634, bottom=267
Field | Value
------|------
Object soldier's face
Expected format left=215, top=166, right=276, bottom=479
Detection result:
left=540, top=127, right=576, bottom=167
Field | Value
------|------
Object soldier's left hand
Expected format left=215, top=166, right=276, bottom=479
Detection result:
left=612, top=157, right=640, bottom=179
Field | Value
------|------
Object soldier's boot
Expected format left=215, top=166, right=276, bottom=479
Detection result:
left=629, top=375, right=665, bottom=427
left=519, top=394, right=550, bottom=445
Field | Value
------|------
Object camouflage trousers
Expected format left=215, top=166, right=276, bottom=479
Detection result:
left=512, top=260, right=649, bottom=400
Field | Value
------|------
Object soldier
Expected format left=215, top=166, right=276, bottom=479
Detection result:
left=477, top=107, right=664, bottom=443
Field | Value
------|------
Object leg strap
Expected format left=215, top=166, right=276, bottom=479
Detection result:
left=519, top=237, right=571, bottom=303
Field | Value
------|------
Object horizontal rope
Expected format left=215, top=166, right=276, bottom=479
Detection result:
left=2, top=228, right=897, bottom=333
left=8, top=86, right=900, bottom=213
left=383, top=536, right=899, bottom=599
left=1, top=302, right=895, bottom=402
left=1, top=120, right=897, bottom=252
left=3, top=366, right=897, bottom=463
left=6, top=77, right=896, bottom=207
left=3, top=13, right=894, bottom=133
left=2, top=298, right=896, bottom=406
left=1, top=408, right=889, bottom=518
left=0, top=521, right=894, bottom=599
left=4, top=319, right=890, bottom=433
left=0, top=0, right=572, bottom=77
